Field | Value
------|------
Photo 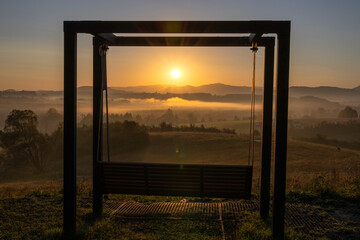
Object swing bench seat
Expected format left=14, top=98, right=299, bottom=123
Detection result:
left=99, top=162, right=253, bottom=199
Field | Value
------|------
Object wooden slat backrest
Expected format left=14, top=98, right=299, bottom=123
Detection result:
left=100, top=162, right=252, bottom=199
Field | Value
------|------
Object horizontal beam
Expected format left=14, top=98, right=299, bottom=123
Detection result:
left=96, top=33, right=118, bottom=43
left=97, top=36, right=274, bottom=47
left=64, top=21, right=290, bottom=34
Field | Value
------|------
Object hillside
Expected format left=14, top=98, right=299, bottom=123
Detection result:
left=290, top=86, right=360, bottom=105
left=111, top=83, right=360, bottom=105
left=1, top=131, right=359, bottom=239
left=1, top=83, right=359, bottom=127
left=112, top=83, right=258, bottom=95
left=2, top=83, right=360, bottom=104
left=352, top=85, right=360, bottom=92
left=1, top=131, right=359, bottom=183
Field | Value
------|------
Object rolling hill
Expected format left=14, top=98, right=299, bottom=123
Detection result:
left=111, top=83, right=360, bottom=105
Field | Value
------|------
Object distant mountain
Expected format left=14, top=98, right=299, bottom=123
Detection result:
left=1, top=83, right=360, bottom=106
left=0, top=90, right=37, bottom=97
left=113, top=83, right=262, bottom=95
left=352, top=85, right=360, bottom=92
left=112, top=83, right=360, bottom=105
left=290, top=95, right=341, bottom=109
left=4, top=89, right=16, bottom=92
left=290, top=86, right=360, bottom=105
left=290, top=86, right=360, bottom=97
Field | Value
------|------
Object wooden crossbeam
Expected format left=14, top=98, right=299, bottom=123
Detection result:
left=64, top=21, right=290, bottom=34
left=96, top=33, right=118, bottom=44
left=94, top=36, right=273, bottom=47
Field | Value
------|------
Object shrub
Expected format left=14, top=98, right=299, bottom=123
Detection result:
left=338, top=106, right=358, bottom=119
left=150, top=122, right=236, bottom=134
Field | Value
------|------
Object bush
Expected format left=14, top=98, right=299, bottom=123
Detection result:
left=108, top=120, right=149, bottom=154
left=338, top=106, right=358, bottom=119
left=76, top=120, right=150, bottom=156
left=150, top=122, right=236, bottom=134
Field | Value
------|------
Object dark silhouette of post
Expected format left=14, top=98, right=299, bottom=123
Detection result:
left=93, top=37, right=104, bottom=218
left=260, top=39, right=275, bottom=219
left=63, top=32, right=77, bottom=237
left=273, top=28, right=291, bottom=240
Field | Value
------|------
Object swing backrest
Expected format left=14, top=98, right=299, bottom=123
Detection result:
left=99, top=162, right=253, bottom=199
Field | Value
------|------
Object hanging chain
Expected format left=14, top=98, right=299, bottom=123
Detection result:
left=97, top=43, right=111, bottom=162
left=248, top=42, right=257, bottom=166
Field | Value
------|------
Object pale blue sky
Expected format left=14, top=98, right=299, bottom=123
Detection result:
left=0, top=0, right=359, bottom=90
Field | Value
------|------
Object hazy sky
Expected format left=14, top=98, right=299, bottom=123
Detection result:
left=0, top=0, right=359, bottom=90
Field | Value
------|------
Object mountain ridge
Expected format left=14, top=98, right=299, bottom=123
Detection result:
left=2, top=83, right=360, bottom=105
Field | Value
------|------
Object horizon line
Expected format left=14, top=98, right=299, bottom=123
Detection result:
left=1, top=83, right=359, bottom=92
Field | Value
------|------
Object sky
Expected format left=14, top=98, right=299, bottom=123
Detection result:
left=0, top=0, right=359, bottom=90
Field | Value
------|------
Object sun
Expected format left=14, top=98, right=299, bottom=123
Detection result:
left=171, top=69, right=181, bottom=79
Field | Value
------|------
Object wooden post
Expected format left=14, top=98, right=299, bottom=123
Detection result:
left=260, top=39, right=275, bottom=219
left=63, top=31, right=77, bottom=237
left=272, top=29, right=291, bottom=240
left=93, top=37, right=103, bottom=218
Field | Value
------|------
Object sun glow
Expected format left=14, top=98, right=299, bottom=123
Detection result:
left=171, top=69, right=181, bottom=79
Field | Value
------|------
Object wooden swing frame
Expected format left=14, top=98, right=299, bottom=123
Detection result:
left=64, top=20, right=290, bottom=240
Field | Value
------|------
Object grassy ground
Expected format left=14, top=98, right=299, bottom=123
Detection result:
left=1, top=131, right=359, bottom=183
left=0, top=180, right=359, bottom=240
left=1, top=131, right=360, bottom=239
left=111, top=132, right=360, bottom=176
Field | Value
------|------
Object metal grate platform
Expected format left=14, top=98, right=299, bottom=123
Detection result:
left=105, top=201, right=260, bottom=220
left=102, top=200, right=358, bottom=237
left=76, top=198, right=360, bottom=239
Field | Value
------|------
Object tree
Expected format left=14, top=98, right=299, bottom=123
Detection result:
left=159, top=122, right=173, bottom=131
left=338, top=106, right=358, bottom=119
left=123, top=112, right=133, bottom=121
left=0, top=110, right=48, bottom=172
left=39, top=108, right=62, bottom=133
left=135, top=114, right=143, bottom=123
left=187, top=112, right=197, bottom=124
left=79, top=113, right=92, bottom=126
left=160, top=108, right=175, bottom=123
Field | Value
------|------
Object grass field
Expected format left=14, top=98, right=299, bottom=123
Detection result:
left=201, top=120, right=259, bottom=135
left=1, top=131, right=360, bottom=239
left=111, top=131, right=360, bottom=184
left=1, top=178, right=359, bottom=240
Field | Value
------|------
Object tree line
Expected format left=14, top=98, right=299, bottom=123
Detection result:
left=149, top=122, right=236, bottom=134
left=0, top=109, right=236, bottom=173
left=0, top=110, right=149, bottom=173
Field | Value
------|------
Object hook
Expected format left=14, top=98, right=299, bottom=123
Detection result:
left=99, top=43, right=109, bottom=56
left=250, top=42, right=258, bottom=53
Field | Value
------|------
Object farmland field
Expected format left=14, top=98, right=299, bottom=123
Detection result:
left=1, top=131, right=359, bottom=239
